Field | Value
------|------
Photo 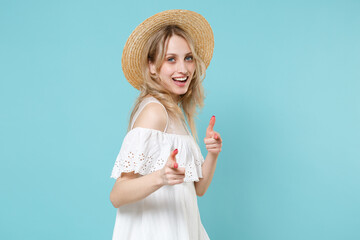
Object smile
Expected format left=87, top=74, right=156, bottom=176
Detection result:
left=172, top=76, right=188, bottom=87
left=172, top=76, right=188, bottom=82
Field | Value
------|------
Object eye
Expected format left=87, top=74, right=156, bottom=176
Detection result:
left=167, top=57, right=175, bottom=62
left=185, top=56, right=193, bottom=61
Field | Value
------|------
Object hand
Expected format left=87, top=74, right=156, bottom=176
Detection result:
left=204, top=116, right=222, bottom=154
left=160, top=149, right=185, bottom=185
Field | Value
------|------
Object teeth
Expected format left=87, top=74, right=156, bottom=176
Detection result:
left=173, top=77, right=187, bottom=81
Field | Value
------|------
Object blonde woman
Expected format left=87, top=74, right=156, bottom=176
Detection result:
left=110, top=10, right=222, bottom=240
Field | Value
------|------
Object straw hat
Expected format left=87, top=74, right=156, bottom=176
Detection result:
left=121, top=9, right=214, bottom=90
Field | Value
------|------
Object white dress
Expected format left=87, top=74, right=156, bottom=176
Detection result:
left=110, top=96, right=210, bottom=240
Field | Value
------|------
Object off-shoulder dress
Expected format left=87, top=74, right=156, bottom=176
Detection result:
left=110, top=96, right=210, bottom=240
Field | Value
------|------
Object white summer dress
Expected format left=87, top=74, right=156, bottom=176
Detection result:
left=110, top=96, right=210, bottom=240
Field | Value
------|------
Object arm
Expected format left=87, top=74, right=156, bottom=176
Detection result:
left=194, top=152, right=219, bottom=196
left=110, top=103, right=185, bottom=208
left=194, top=116, right=222, bottom=196
left=110, top=171, right=163, bottom=208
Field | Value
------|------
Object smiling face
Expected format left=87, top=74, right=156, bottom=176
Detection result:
left=150, top=35, right=196, bottom=101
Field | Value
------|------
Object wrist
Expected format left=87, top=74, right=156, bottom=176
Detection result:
left=154, top=169, right=165, bottom=187
left=207, top=151, right=220, bottom=158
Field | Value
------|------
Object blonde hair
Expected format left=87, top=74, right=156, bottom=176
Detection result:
left=127, top=25, right=206, bottom=141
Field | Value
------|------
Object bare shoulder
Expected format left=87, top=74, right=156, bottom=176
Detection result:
left=132, top=102, right=168, bottom=131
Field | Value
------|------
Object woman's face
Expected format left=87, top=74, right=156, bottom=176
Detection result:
left=150, top=35, right=196, bottom=101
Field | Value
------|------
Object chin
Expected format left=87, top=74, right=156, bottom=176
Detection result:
left=174, top=88, right=189, bottom=96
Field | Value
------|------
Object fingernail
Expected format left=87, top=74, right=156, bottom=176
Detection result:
left=173, top=149, right=178, bottom=154
left=214, top=134, right=218, bottom=139
left=211, top=115, right=215, bottom=119
left=174, top=163, right=178, bottom=169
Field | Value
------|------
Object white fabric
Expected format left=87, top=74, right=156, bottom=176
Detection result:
left=111, top=128, right=204, bottom=182
left=110, top=96, right=210, bottom=240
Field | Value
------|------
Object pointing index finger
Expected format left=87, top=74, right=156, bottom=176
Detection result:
left=172, top=149, right=178, bottom=168
left=171, top=148, right=178, bottom=158
left=208, top=115, right=216, bottom=131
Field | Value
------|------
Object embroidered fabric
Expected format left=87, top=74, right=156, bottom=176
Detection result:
left=110, top=96, right=204, bottom=182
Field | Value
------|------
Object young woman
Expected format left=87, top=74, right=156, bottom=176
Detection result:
left=110, top=10, right=222, bottom=240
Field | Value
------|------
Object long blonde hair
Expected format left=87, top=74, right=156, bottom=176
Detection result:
left=127, top=25, right=206, bottom=141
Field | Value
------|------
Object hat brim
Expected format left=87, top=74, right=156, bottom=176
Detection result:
left=121, top=9, right=214, bottom=90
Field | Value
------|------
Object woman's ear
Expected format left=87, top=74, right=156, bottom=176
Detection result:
left=149, top=62, right=156, bottom=75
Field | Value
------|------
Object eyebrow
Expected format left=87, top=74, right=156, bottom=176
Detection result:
left=165, top=52, right=193, bottom=56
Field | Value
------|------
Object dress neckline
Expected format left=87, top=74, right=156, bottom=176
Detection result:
left=130, top=127, right=192, bottom=138
left=141, top=95, right=192, bottom=136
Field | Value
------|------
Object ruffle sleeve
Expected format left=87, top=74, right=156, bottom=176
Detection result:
left=110, top=127, right=204, bottom=182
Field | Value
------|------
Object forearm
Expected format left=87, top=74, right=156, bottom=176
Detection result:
left=110, top=170, right=163, bottom=208
left=194, top=152, right=219, bottom=196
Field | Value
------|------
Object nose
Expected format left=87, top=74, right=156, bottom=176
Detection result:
left=177, top=60, right=188, bottom=74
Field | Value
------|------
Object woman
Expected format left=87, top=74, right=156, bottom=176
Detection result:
left=110, top=10, right=222, bottom=240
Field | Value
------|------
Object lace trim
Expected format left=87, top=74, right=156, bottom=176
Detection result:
left=110, top=128, right=204, bottom=182
left=111, top=152, right=203, bottom=182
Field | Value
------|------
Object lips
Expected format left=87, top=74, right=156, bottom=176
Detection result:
left=172, top=76, right=188, bottom=82
left=172, top=76, right=188, bottom=87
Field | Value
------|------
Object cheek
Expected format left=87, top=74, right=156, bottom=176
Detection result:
left=188, top=61, right=196, bottom=70
left=159, top=63, right=175, bottom=76
left=189, top=64, right=196, bottom=75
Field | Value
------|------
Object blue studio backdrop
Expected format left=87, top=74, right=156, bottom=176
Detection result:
left=1, top=0, right=359, bottom=239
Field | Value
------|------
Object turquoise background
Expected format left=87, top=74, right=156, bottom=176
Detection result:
left=1, top=0, right=359, bottom=239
